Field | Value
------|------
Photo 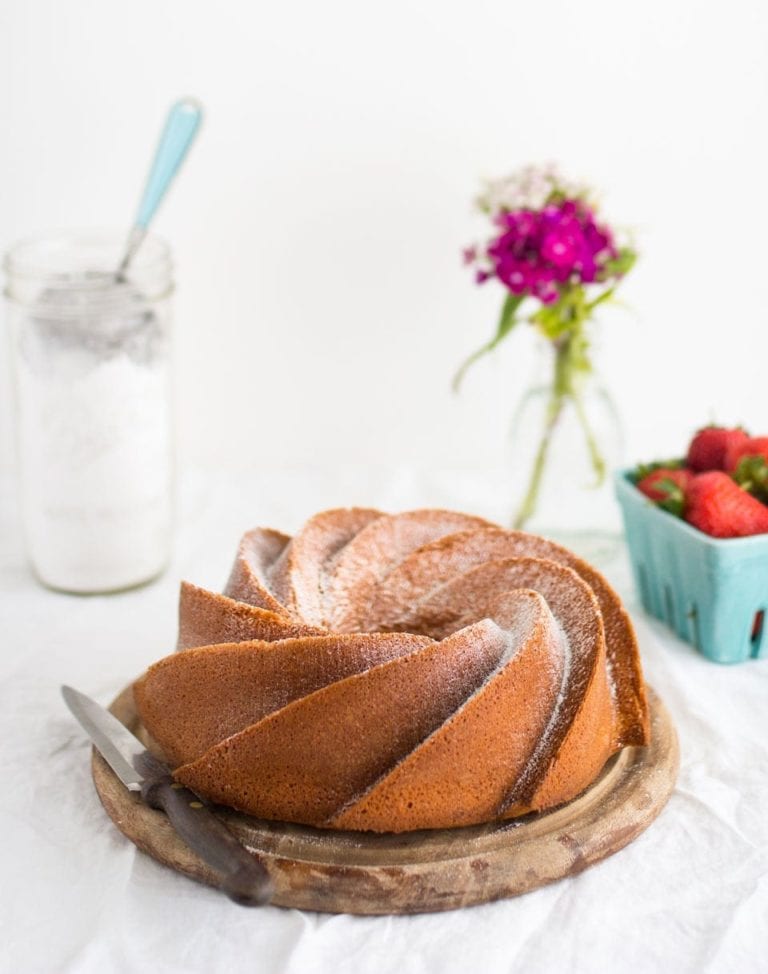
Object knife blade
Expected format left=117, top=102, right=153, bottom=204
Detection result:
left=62, top=685, right=274, bottom=907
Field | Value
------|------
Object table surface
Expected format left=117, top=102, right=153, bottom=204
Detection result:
left=2, top=466, right=767, bottom=974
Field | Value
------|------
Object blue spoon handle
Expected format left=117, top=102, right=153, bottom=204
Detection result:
left=135, top=97, right=203, bottom=230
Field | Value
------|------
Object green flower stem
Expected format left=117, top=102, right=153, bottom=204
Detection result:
left=571, top=387, right=606, bottom=487
left=512, top=317, right=607, bottom=529
left=453, top=280, right=615, bottom=530
left=513, top=380, right=565, bottom=530
left=452, top=292, right=525, bottom=393
left=513, top=336, right=571, bottom=530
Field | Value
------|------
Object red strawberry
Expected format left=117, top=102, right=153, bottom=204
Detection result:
left=685, top=471, right=768, bottom=538
left=686, top=426, right=749, bottom=472
left=637, top=468, right=692, bottom=504
left=724, top=435, right=768, bottom=473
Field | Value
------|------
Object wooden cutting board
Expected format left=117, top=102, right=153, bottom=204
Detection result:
left=92, top=684, right=678, bottom=915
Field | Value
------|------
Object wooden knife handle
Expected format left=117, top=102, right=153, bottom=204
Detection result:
left=140, top=772, right=274, bottom=906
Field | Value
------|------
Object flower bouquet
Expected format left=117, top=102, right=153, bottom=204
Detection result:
left=456, top=165, right=636, bottom=530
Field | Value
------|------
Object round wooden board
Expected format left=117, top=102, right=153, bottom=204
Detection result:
left=92, top=684, right=678, bottom=915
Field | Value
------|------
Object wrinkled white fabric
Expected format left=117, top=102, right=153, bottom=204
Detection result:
left=1, top=467, right=766, bottom=974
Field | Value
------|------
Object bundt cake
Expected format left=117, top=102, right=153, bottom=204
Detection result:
left=134, top=507, right=650, bottom=833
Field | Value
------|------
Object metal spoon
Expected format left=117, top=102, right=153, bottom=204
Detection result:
left=27, top=98, right=203, bottom=360
left=116, top=97, right=204, bottom=279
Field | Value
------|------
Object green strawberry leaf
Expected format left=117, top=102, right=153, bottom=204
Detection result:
left=654, top=478, right=686, bottom=518
left=631, top=458, right=685, bottom=482
left=732, top=455, right=768, bottom=503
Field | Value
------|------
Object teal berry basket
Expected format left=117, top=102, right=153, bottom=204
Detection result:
left=615, top=470, right=768, bottom=664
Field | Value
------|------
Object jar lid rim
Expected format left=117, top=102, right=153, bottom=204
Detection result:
left=4, top=229, right=172, bottom=279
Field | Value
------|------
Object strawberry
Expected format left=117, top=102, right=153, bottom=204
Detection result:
left=686, top=426, right=749, bottom=472
left=636, top=468, right=692, bottom=516
left=685, top=471, right=768, bottom=538
left=724, top=435, right=768, bottom=473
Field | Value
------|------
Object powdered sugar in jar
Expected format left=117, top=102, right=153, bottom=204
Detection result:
left=5, top=231, right=175, bottom=593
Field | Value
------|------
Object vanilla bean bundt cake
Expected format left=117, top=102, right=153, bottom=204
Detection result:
left=134, top=508, right=650, bottom=833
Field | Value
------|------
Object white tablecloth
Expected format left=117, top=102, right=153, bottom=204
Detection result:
left=2, top=466, right=767, bottom=974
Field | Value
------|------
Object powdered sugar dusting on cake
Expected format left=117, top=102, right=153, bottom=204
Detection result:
left=224, top=528, right=292, bottom=616
left=506, top=614, right=573, bottom=803
left=268, top=508, right=383, bottom=625
left=328, top=591, right=568, bottom=831
left=324, top=510, right=493, bottom=631
left=146, top=508, right=650, bottom=833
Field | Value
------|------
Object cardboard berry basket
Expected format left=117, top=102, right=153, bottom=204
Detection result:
left=615, top=470, right=768, bottom=664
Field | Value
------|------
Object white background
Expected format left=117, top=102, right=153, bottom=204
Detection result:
left=2, top=7, right=768, bottom=971
left=1, top=0, right=767, bottom=486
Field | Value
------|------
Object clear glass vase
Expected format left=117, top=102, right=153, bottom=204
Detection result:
left=507, top=341, right=623, bottom=561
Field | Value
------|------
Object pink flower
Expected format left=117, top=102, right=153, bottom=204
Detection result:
left=541, top=230, right=579, bottom=268
left=465, top=193, right=625, bottom=302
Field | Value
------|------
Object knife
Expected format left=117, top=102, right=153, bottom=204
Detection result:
left=62, top=685, right=274, bottom=907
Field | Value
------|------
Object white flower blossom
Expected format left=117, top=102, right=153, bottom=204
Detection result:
left=475, top=164, right=593, bottom=214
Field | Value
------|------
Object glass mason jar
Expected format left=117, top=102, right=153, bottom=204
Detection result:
left=4, top=230, right=175, bottom=593
left=507, top=339, right=623, bottom=560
